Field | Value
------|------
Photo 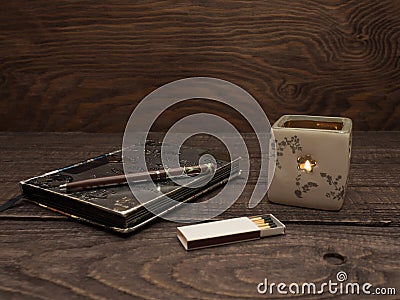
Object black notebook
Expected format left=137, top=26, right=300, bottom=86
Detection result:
left=20, top=140, right=240, bottom=233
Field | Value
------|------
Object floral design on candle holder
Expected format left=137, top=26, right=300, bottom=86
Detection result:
left=275, top=135, right=302, bottom=169
left=294, top=174, right=319, bottom=198
left=320, top=173, right=345, bottom=201
left=268, top=115, right=352, bottom=211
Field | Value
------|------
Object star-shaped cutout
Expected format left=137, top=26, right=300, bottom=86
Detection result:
left=297, top=155, right=317, bottom=173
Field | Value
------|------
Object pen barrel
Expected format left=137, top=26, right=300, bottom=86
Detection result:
left=165, top=163, right=214, bottom=178
left=147, top=163, right=214, bottom=180
left=63, top=174, right=127, bottom=190
left=62, top=163, right=215, bottom=191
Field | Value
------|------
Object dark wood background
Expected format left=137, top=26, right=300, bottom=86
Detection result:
left=1, top=0, right=399, bottom=132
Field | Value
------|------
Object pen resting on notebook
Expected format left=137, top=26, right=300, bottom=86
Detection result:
left=59, top=163, right=215, bottom=192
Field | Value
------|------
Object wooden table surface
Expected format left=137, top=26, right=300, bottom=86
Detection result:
left=0, top=132, right=399, bottom=299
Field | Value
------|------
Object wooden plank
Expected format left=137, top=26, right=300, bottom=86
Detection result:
left=1, top=163, right=399, bottom=187
left=2, top=131, right=398, bottom=163
left=0, top=132, right=399, bottom=226
left=0, top=132, right=399, bottom=299
left=1, top=185, right=399, bottom=227
left=0, top=221, right=398, bottom=299
left=0, top=133, right=399, bottom=166
left=1, top=1, right=400, bottom=132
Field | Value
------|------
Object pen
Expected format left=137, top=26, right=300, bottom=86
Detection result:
left=59, top=162, right=215, bottom=192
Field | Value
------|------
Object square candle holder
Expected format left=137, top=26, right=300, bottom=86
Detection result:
left=268, top=115, right=352, bottom=211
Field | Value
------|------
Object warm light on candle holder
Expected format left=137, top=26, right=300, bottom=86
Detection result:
left=297, top=155, right=316, bottom=173
left=269, top=115, right=352, bottom=211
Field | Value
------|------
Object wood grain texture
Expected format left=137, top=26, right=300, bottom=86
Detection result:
left=0, top=0, right=400, bottom=132
left=0, top=132, right=399, bottom=299
left=0, top=221, right=398, bottom=299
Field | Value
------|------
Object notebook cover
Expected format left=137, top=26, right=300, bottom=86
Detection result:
left=20, top=140, right=239, bottom=233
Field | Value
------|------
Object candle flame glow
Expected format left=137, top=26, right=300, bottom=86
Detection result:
left=303, top=160, right=312, bottom=172
left=297, top=155, right=316, bottom=173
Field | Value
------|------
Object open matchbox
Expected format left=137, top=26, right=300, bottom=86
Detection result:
left=177, top=214, right=286, bottom=250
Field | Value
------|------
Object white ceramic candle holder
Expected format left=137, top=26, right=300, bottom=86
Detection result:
left=268, top=115, right=352, bottom=211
